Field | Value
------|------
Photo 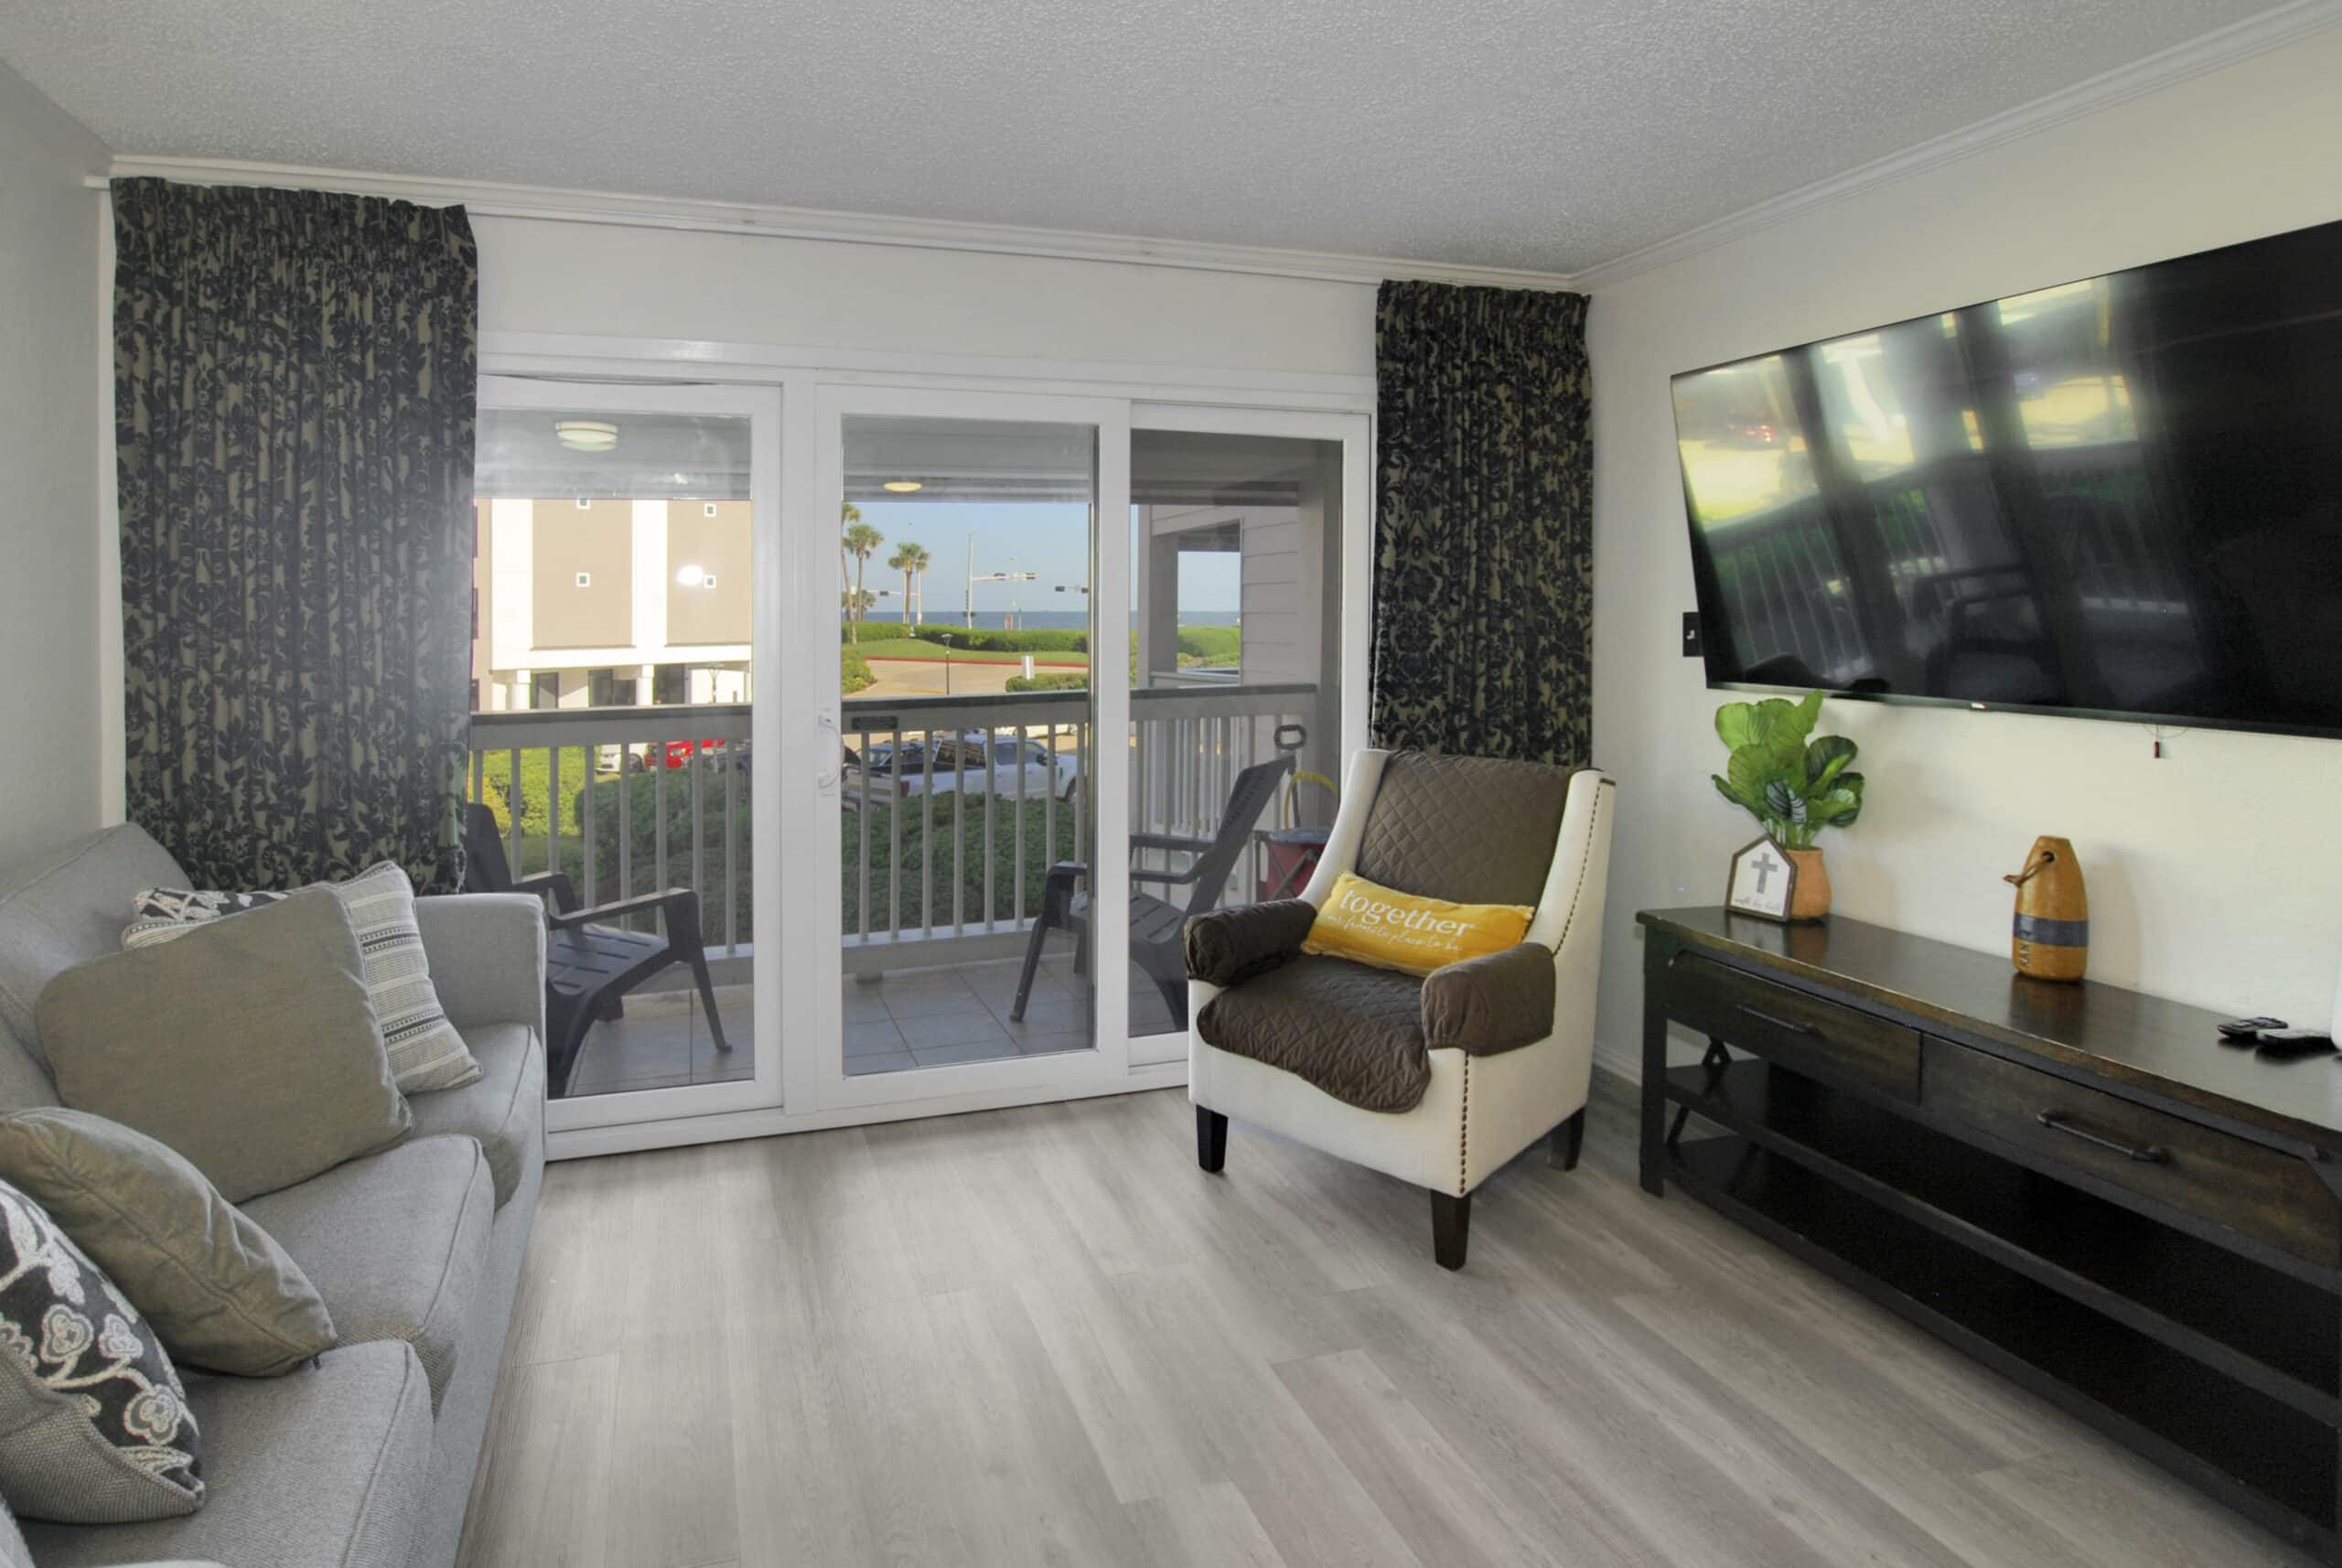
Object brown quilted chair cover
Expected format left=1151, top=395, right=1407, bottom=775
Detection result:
left=1194, top=955, right=1430, bottom=1112
left=1353, top=753, right=1583, bottom=907
left=1194, top=751, right=1585, bottom=1111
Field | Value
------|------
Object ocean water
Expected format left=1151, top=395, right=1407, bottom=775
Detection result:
left=843, top=609, right=1238, bottom=631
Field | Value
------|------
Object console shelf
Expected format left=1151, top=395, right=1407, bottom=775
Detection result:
left=1640, top=908, right=2342, bottom=1563
left=1665, top=1134, right=2337, bottom=1541
left=1666, top=1058, right=2340, bottom=1418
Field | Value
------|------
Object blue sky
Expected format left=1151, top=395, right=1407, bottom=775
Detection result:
left=851, top=500, right=1239, bottom=615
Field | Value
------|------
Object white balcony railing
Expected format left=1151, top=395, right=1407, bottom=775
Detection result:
left=465, top=682, right=1324, bottom=981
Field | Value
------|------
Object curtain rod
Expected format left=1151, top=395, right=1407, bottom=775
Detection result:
left=80, top=166, right=1585, bottom=295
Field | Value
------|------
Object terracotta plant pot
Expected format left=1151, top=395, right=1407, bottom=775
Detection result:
left=1784, top=846, right=1832, bottom=921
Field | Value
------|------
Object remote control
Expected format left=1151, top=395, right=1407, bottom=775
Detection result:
left=2218, top=1016, right=2288, bottom=1043
left=2256, top=1028, right=2336, bottom=1059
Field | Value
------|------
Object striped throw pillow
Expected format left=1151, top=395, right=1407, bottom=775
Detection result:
left=123, top=864, right=482, bottom=1094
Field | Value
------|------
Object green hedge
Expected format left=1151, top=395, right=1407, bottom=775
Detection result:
left=541, top=776, right=1078, bottom=947
left=910, top=625, right=1089, bottom=653
left=842, top=647, right=875, bottom=694
left=1176, top=625, right=1241, bottom=663
left=1004, top=671, right=1089, bottom=693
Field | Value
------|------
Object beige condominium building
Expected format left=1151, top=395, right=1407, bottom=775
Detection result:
left=471, top=498, right=753, bottom=712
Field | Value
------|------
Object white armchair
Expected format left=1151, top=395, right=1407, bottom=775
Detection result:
left=1186, top=748, right=1616, bottom=1269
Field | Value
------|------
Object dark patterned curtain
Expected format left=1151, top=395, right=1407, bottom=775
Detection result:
left=1370, top=281, right=1592, bottom=765
left=113, top=178, right=478, bottom=893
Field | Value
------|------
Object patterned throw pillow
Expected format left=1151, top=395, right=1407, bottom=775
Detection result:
left=0, top=1178, right=202, bottom=1523
left=123, top=863, right=482, bottom=1094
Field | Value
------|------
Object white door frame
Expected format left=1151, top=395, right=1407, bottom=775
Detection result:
left=796, top=384, right=1137, bottom=1113
left=474, top=376, right=790, bottom=1136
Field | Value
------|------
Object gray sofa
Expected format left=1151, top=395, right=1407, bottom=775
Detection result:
left=0, top=825, right=546, bottom=1568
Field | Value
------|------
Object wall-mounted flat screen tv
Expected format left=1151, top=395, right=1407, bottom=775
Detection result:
left=1671, top=219, right=2342, bottom=739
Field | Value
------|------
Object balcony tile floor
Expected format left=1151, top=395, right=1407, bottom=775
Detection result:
left=559, top=942, right=1180, bottom=1099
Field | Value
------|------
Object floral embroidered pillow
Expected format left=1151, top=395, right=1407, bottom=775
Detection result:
left=0, top=1178, right=202, bottom=1522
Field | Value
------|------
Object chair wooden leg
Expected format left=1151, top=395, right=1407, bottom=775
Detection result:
left=1430, top=1190, right=1472, bottom=1271
left=1155, top=974, right=1188, bottom=1033
left=1195, top=1107, right=1228, bottom=1173
left=1009, top=905, right=1056, bottom=1023
left=547, top=1003, right=592, bottom=1101
left=1551, top=1107, right=1586, bottom=1172
left=687, top=950, right=731, bottom=1053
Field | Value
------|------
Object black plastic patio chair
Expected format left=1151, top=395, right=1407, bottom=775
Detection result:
left=1008, top=755, right=1293, bottom=1032
left=461, top=803, right=731, bottom=1098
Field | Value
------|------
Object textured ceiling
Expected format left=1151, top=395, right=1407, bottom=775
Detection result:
left=0, top=0, right=2287, bottom=274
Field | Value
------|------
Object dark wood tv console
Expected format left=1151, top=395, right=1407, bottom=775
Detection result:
left=1638, top=908, right=2342, bottom=1561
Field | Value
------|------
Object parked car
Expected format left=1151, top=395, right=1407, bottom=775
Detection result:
left=844, top=730, right=1080, bottom=804
left=624, top=738, right=728, bottom=771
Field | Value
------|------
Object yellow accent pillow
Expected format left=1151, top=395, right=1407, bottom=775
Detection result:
left=1300, top=873, right=1534, bottom=977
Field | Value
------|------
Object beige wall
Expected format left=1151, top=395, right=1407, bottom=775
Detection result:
left=478, top=219, right=1373, bottom=376
left=529, top=499, right=634, bottom=649
left=664, top=500, right=752, bottom=645
left=1586, top=31, right=2342, bottom=1078
left=0, top=63, right=107, bottom=864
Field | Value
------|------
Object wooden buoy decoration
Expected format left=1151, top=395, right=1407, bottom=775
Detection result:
left=2005, top=836, right=2087, bottom=982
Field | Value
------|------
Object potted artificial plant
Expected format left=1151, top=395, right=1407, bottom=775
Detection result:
left=1711, top=690, right=1864, bottom=921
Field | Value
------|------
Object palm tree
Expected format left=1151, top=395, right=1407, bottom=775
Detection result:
left=839, top=501, right=861, bottom=626
left=842, top=510, right=884, bottom=644
left=888, top=541, right=931, bottom=632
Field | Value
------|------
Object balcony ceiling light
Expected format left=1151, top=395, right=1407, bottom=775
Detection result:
left=882, top=478, right=923, bottom=493
left=554, top=420, right=618, bottom=452
left=675, top=564, right=705, bottom=587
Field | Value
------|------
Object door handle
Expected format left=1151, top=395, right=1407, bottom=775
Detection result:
left=815, top=713, right=840, bottom=793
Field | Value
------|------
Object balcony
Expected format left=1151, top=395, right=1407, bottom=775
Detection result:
left=467, top=681, right=1324, bottom=1097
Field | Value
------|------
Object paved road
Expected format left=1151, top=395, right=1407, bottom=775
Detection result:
left=856, top=657, right=1071, bottom=700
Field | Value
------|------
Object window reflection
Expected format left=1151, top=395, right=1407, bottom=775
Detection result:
left=1671, top=356, right=1817, bottom=522
left=1817, top=335, right=1914, bottom=476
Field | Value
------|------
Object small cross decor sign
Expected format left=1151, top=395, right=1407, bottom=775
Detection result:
left=1725, top=836, right=1799, bottom=922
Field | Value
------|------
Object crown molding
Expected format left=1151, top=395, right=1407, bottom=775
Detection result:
left=1571, top=0, right=2342, bottom=292
left=86, top=0, right=2337, bottom=297
left=87, top=155, right=1583, bottom=294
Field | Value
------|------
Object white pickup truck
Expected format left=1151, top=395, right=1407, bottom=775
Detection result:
left=843, top=730, right=1081, bottom=805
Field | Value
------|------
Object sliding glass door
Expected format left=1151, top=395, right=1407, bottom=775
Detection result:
left=1122, top=406, right=1370, bottom=1067
left=472, top=378, right=786, bottom=1134
left=796, top=388, right=1136, bottom=1112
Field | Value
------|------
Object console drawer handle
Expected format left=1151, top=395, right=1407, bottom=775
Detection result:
left=2036, top=1110, right=2170, bottom=1164
left=1736, top=1004, right=1817, bottom=1036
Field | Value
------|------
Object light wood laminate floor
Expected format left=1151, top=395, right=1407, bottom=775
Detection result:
left=457, top=1084, right=2318, bottom=1568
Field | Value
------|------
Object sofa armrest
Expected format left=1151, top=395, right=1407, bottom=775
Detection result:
left=1183, top=899, right=1316, bottom=987
left=1422, top=941, right=1555, bottom=1055
left=414, top=894, right=547, bottom=1041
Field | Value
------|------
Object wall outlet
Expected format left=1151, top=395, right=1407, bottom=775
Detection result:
left=1681, top=612, right=1703, bottom=658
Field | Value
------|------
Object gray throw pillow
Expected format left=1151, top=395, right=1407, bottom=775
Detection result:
left=0, top=1177, right=202, bottom=1522
left=123, top=862, right=482, bottom=1094
left=0, top=1110, right=334, bottom=1377
left=35, top=888, right=412, bottom=1203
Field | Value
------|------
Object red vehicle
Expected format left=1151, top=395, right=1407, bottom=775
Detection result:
left=630, top=739, right=727, bottom=771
